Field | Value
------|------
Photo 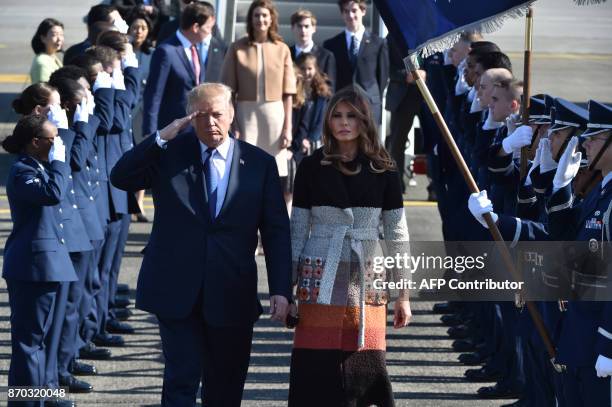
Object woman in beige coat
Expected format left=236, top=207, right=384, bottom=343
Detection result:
left=221, top=0, right=296, bottom=207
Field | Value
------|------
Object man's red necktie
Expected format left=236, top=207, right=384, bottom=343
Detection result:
left=191, top=44, right=200, bottom=85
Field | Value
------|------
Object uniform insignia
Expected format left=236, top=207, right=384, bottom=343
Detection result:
left=589, top=238, right=599, bottom=252
left=25, top=178, right=41, bottom=185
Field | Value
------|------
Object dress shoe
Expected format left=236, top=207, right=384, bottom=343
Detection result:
left=69, top=359, right=97, bottom=376
left=93, top=332, right=125, bottom=347
left=79, top=342, right=112, bottom=360
left=447, top=325, right=471, bottom=339
left=459, top=352, right=488, bottom=365
left=113, top=295, right=131, bottom=308
left=112, top=307, right=132, bottom=321
left=136, top=213, right=149, bottom=222
left=432, top=302, right=457, bottom=314
left=116, top=283, right=130, bottom=294
left=59, top=375, right=93, bottom=393
left=477, top=384, right=523, bottom=399
left=464, top=367, right=502, bottom=382
left=106, top=319, right=135, bottom=334
left=452, top=338, right=477, bottom=352
left=440, top=313, right=464, bottom=326
left=44, top=398, right=76, bottom=407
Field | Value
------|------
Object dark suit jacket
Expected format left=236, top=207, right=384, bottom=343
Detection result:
left=290, top=43, right=336, bottom=92
left=110, top=132, right=292, bottom=325
left=142, top=33, right=227, bottom=134
left=323, top=30, right=388, bottom=122
left=63, top=39, right=91, bottom=65
left=3, top=156, right=77, bottom=282
left=385, top=35, right=420, bottom=113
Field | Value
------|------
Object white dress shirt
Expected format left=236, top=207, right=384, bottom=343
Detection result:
left=295, top=41, right=314, bottom=57
left=155, top=133, right=235, bottom=217
left=176, top=29, right=196, bottom=64
left=200, top=136, right=234, bottom=217
left=344, top=26, right=365, bottom=53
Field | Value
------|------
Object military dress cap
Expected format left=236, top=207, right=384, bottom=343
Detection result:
left=581, top=100, right=612, bottom=138
left=550, top=98, right=589, bottom=132
left=529, top=95, right=553, bottom=124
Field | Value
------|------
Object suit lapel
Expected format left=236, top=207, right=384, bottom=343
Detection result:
left=203, top=37, right=219, bottom=80
left=173, top=35, right=197, bottom=84
left=171, top=134, right=211, bottom=226
left=217, top=138, right=241, bottom=219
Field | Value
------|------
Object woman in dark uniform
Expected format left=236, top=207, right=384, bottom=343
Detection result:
left=2, top=115, right=77, bottom=406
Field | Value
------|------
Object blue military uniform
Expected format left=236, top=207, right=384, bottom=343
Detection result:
left=547, top=100, right=612, bottom=406
left=3, top=155, right=77, bottom=405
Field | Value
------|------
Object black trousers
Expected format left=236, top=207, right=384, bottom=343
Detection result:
left=157, top=304, right=254, bottom=407
left=387, top=92, right=421, bottom=192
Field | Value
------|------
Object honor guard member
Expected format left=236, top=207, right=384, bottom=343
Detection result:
left=47, top=75, right=100, bottom=394
left=546, top=100, right=612, bottom=406
left=98, top=40, right=140, bottom=337
left=2, top=115, right=77, bottom=407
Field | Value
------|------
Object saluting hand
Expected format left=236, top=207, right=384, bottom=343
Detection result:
left=159, top=112, right=197, bottom=142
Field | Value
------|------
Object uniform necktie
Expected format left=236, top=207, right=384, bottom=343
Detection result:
left=349, top=35, right=358, bottom=68
left=191, top=44, right=201, bottom=85
left=203, top=147, right=218, bottom=218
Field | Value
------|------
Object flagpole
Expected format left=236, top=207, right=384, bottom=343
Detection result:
left=520, top=6, right=534, bottom=179
left=405, top=58, right=557, bottom=364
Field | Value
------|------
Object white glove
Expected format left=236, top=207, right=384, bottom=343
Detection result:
left=122, top=51, right=139, bottom=69
left=469, top=95, right=482, bottom=113
left=502, top=125, right=533, bottom=155
left=553, top=136, right=582, bottom=191
left=93, top=71, right=112, bottom=92
left=86, top=89, right=96, bottom=115
left=48, top=136, right=66, bottom=163
left=111, top=68, right=126, bottom=91
left=538, top=138, right=558, bottom=173
left=595, top=355, right=612, bottom=378
left=113, top=16, right=129, bottom=34
left=74, top=98, right=89, bottom=123
left=47, top=104, right=68, bottom=130
left=468, top=190, right=498, bottom=228
left=525, top=142, right=542, bottom=187
left=506, top=113, right=521, bottom=135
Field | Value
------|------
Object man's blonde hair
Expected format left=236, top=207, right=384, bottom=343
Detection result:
left=186, top=82, right=233, bottom=113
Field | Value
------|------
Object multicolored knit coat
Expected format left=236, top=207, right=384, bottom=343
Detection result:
left=288, top=149, right=410, bottom=406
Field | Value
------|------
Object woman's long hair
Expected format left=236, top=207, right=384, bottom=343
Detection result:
left=246, top=0, right=283, bottom=43
left=296, top=53, right=332, bottom=99
left=321, top=86, right=396, bottom=175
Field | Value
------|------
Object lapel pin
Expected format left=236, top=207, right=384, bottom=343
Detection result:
left=240, top=159, right=245, bottom=165
left=213, top=48, right=218, bottom=52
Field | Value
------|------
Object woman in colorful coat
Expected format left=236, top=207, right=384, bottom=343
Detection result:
left=288, top=85, right=412, bottom=406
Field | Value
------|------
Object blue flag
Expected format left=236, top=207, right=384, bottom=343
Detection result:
left=373, top=0, right=533, bottom=57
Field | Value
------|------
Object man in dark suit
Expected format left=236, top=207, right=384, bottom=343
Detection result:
left=111, top=83, right=292, bottom=406
left=385, top=35, right=423, bottom=193
left=142, top=2, right=227, bottom=135
left=323, top=0, right=388, bottom=124
left=289, top=9, right=336, bottom=91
